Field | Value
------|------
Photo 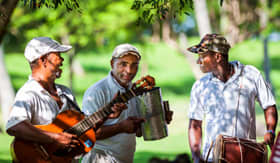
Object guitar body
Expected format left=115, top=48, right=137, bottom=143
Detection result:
left=11, top=110, right=96, bottom=163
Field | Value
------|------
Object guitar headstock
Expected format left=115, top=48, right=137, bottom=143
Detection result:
left=110, top=75, right=155, bottom=105
left=133, top=75, right=155, bottom=95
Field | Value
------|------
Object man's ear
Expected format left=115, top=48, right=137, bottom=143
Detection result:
left=215, top=53, right=223, bottom=63
left=40, top=55, right=48, bottom=67
left=110, top=59, right=114, bottom=69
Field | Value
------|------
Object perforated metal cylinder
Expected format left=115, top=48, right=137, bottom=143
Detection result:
left=139, top=87, right=168, bottom=141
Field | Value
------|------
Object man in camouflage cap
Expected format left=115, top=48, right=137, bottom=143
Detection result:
left=187, top=33, right=230, bottom=55
left=187, top=34, right=278, bottom=163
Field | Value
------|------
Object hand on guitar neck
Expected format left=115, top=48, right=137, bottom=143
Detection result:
left=92, top=92, right=128, bottom=130
left=107, top=91, right=128, bottom=119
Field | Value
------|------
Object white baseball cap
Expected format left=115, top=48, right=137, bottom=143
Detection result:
left=112, top=43, right=141, bottom=59
left=24, top=37, right=72, bottom=63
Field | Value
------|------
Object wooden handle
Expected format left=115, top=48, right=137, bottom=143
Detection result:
left=163, top=101, right=170, bottom=112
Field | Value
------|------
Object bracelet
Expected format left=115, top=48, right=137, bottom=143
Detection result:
left=266, top=130, right=275, bottom=136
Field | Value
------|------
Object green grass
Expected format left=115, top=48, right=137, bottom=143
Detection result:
left=0, top=134, right=13, bottom=163
left=1, top=39, right=280, bottom=163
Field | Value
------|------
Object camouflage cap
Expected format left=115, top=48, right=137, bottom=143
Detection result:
left=187, top=34, right=231, bottom=55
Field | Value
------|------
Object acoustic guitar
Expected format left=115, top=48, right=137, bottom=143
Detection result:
left=10, top=75, right=155, bottom=163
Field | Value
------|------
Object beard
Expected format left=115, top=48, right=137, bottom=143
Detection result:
left=55, top=68, right=62, bottom=78
left=112, top=71, right=135, bottom=87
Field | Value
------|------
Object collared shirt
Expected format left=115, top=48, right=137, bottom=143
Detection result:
left=188, top=61, right=276, bottom=161
left=82, top=72, right=140, bottom=163
left=6, top=77, right=77, bottom=130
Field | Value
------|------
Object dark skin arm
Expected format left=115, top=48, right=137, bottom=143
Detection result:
left=6, top=120, right=80, bottom=149
left=264, top=105, right=278, bottom=149
left=188, top=119, right=203, bottom=163
left=95, top=116, right=144, bottom=140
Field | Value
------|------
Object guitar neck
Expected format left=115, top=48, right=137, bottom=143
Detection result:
left=67, top=88, right=139, bottom=136
left=87, top=88, right=138, bottom=123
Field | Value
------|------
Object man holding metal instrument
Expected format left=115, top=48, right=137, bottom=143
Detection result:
left=82, top=43, right=173, bottom=163
left=187, top=34, right=278, bottom=163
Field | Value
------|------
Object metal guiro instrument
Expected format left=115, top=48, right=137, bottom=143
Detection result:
left=138, top=87, right=169, bottom=141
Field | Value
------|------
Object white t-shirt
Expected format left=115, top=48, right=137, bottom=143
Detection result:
left=188, top=61, right=276, bottom=161
left=6, top=77, right=77, bottom=130
left=82, top=72, right=140, bottom=163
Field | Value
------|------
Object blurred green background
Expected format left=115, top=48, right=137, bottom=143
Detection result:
left=0, top=0, right=280, bottom=162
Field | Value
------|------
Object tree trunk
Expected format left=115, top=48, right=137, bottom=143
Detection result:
left=260, top=0, right=274, bottom=95
left=61, top=35, right=75, bottom=91
left=221, top=0, right=259, bottom=45
left=161, top=12, right=204, bottom=79
left=140, top=61, right=148, bottom=77
left=164, top=33, right=204, bottom=80
left=69, top=51, right=75, bottom=90
left=0, top=44, right=15, bottom=128
left=181, top=0, right=211, bottom=79
left=0, top=0, right=19, bottom=43
left=263, top=37, right=274, bottom=93
left=151, top=20, right=161, bottom=42
left=178, top=33, right=204, bottom=79
left=194, top=0, right=212, bottom=38
left=162, top=18, right=172, bottom=42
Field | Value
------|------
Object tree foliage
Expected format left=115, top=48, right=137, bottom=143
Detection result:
left=8, top=0, right=143, bottom=51
left=20, top=0, right=80, bottom=10
left=262, top=2, right=280, bottom=36
left=0, top=0, right=81, bottom=43
left=131, top=0, right=194, bottom=24
left=202, top=0, right=280, bottom=44
left=130, top=0, right=225, bottom=24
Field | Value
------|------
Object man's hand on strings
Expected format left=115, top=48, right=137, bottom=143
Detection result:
left=108, top=103, right=127, bottom=119
left=108, top=91, right=127, bottom=119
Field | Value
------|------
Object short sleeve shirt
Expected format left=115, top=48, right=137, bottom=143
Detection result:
left=6, top=77, right=77, bottom=130
left=188, top=61, right=276, bottom=161
left=82, top=72, right=140, bottom=163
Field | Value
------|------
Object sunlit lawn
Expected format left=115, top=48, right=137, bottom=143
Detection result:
left=1, top=39, right=280, bottom=162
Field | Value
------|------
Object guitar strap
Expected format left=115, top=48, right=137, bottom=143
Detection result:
left=61, top=94, right=83, bottom=113
left=232, top=64, right=245, bottom=136
left=205, top=63, right=245, bottom=163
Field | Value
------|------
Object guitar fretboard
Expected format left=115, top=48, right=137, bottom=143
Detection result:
left=65, top=88, right=138, bottom=136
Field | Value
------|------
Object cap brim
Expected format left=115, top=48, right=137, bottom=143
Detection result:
left=187, top=45, right=200, bottom=54
left=187, top=45, right=209, bottom=54
left=117, top=51, right=141, bottom=59
left=54, top=45, right=72, bottom=53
